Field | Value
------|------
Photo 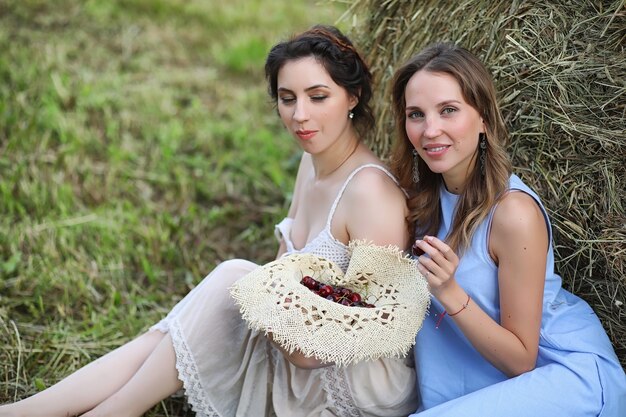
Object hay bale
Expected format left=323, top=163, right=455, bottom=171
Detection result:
left=348, top=0, right=626, bottom=365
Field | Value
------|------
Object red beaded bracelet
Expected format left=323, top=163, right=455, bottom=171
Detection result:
left=435, top=294, right=471, bottom=329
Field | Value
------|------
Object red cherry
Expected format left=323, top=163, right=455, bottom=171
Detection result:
left=348, top=293, right=361, bottom=303
left=301, top=276, right=318, bottom=290
left=412, top=241, right=425, bottom=257
left=302, top=281, right=369, bottom=308
left=318, top=285, right=333, bottom=297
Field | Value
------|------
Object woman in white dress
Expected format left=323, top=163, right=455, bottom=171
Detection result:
left=0, top=25, right=420, bottom=417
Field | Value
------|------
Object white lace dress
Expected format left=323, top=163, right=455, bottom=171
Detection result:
left=150, top=164, right=420, bottom=417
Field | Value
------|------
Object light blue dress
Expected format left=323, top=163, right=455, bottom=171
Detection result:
left=411, top=175, right=626, bottom=416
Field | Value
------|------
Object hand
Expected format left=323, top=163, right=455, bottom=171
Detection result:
left=413, top=235, right=460, bottom=296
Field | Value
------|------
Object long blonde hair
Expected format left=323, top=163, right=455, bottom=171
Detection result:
left=390, top=43, right=512, bottom=253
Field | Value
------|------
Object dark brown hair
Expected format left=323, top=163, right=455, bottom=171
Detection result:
left=390, top=43, right=512, bottom=252
left=265, top=25, right=374, bottom=134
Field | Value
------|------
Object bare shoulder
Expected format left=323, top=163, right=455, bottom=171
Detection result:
left=490, top=191, right=548, bottom=260
left=335, top=165, right=409, bottom=247
left=345, top=166, right=406, bottom=202
left=492, top=191, right=545, bottom=234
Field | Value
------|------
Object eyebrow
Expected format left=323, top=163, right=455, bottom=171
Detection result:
left=277, top=84, right=330, bottom=93
left=405, top=99, right=462, bottom=110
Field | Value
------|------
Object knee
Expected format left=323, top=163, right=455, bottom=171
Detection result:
left=192, top=259, right=259, bottom=294
left=214, top=259, right=259, bottom=275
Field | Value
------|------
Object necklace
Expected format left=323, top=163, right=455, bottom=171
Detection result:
left=320, top=141, right=360, bottom=179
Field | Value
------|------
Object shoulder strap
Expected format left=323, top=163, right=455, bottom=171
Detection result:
left=325, top=164, right=400, bottom=229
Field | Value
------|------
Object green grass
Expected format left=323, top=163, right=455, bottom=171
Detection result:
left=0, top=0, right=347, bottom=414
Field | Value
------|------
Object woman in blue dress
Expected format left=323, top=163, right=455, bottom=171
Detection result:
left=388, top=43, right=626, bottom=416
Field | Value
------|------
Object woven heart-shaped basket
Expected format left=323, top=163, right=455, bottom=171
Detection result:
left=230, top=240, right=430, bottom=366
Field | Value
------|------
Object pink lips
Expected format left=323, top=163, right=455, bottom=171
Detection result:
left=296, top=129, right=317, bottom=140
left=424, top=144, right=450, bottom=157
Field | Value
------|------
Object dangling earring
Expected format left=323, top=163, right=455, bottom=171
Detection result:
left=479, top=133, right=487, bottom=175
left=348, top=110, right=354, bottom=119
left=412, top=149, right=420, bottom=183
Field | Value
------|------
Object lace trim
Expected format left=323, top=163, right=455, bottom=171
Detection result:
left=170, top=318, right=221, bottom=417
left=321, top=366, right=362, bottom=417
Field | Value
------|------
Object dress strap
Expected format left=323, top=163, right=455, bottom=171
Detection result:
left=325, top=164, right=400, bottom=229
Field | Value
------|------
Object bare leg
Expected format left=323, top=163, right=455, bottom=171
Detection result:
left=80, top=332, right=182, bottom=417
left=0, top=331, right=166, bottom=417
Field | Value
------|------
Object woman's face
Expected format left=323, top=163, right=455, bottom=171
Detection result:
left=276, top=56, right=357, bottom=155
left=404, top=70, right=484, bottom=192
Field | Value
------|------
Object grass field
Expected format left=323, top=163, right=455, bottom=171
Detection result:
left=0, top=0, right=347, bottom=414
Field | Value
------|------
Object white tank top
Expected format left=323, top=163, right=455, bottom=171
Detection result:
left=274, top=164, right=399, bottom=272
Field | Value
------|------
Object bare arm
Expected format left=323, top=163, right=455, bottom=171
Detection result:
left=414, top=192, right=547, bottom=377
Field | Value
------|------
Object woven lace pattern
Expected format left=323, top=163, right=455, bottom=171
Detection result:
left=169, top=318, right=221, bottom=417
left=321, top=366, right=362, bottom=417
left=231, top=241, right=430, bottom=366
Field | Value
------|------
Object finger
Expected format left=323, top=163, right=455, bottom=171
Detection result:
left=418, top=256, right=446, bottom=279
left=415, top=239, right=452, bottom=270
left=417, top=262, right=448, bottom=293
left=424, top=235, right=458, bottom=263
left=422, top=250, right=456, bottom=278
left=413, top=238, right=437, bottom=258
left=416, top=263, right=434, bottom=282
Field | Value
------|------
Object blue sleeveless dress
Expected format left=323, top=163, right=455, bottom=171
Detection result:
left=411, top=175, right=626, bottom=416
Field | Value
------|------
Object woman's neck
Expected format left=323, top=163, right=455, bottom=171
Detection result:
left=313, top=135, right=360, bottom=180
left=442, top=166, right=475, bottom=194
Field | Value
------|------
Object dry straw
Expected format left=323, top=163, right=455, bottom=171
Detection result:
left=347, top=0, right=625, bottom=365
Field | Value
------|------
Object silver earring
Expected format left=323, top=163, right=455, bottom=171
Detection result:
left=412, top=149, right=420, bottom=183
left=348, top=110, right=354, bottom=119
left=479, top=133, right=487, bottom=175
